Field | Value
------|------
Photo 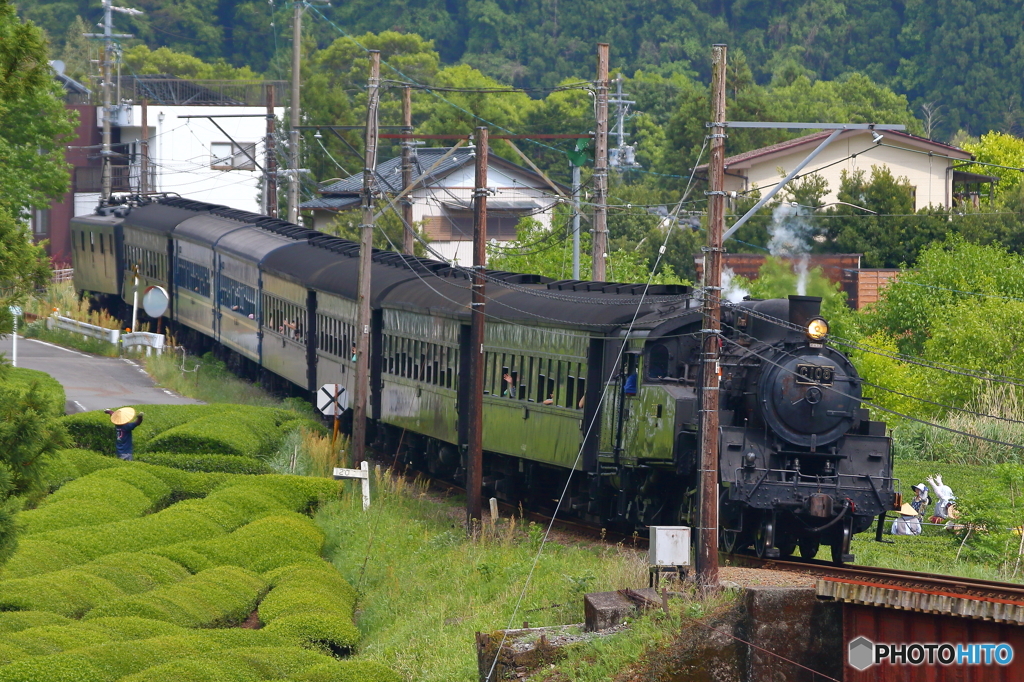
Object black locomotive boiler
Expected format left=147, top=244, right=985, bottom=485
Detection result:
left=70, top=196, right=896, bottom=563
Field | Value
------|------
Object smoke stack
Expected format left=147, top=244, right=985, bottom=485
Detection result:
left=788, top=295, right=822, bottom=327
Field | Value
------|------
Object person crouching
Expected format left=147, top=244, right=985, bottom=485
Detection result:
left=891, top=503, right=922, bottom=536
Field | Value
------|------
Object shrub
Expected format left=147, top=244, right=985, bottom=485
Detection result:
left=259, top=562, right=359, bottom=652
left=135, top=452, right=271, bottom=475
left=84, top=565, right=268, bottom=628
left=0, top=570, right=123, bottom=617
left=61, top=412, right=117, bottom=455
left=80, top=616, right=186, bottom=640
left=0, top=611, right=70, bottom=634
left=0, top=540, right=89, bottom=580
left=279, top=418, right=328, bottom=440
left=152, top=515, right=324, bottom=574
left=5, top=624, right=112, bottom=656
left=291, top=661, right=403, bottom=682
left=145, top=413, right=282, bottom=458
left=87, top=467, right=172, bottom=505
left=113, top=646, right=330, bottom=682
left=6, top=369, right=65, bottom=419
left=0, top=645, right=26, bottom=668
left=20, top=484, right=151, bottom=535
left=0, top=653, right=106, bottom=682
left=53, top=449, right=125, bottom=477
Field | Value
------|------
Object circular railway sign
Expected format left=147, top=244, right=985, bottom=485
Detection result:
left=142, top=286, right=169, bottom=318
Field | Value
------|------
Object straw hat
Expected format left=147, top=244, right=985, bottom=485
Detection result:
left=110, top=407, right=136, bottom=426
left=899, top=503, right=918, bottom=516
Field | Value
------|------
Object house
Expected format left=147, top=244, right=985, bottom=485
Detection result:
left=697, top=129, right=997, bottom=211
left=301, top=146, right=568, bottom=263
left=41, top=70, right=286, bottom=263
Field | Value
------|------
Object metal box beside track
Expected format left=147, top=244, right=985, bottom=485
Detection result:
left=648, top=526, right=691, bottom=567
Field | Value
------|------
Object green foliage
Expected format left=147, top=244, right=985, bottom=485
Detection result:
left=0, top=553, right=190, bottom=617
left=84, top=565, right=267, bottom=628
left=260, top=562, right=359, bottom=651
left=145, top=412, right=285, bottom=458
left=0, top=611, right=70, bottom=634
left=0, top=0, right=76, bottom=222
left=123, top=45, right=259, bottom=80
left=134, top=452, right=271, bottom=475
left=962, top=132, right=1024, bottom=202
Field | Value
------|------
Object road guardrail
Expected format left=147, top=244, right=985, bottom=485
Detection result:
left=47, top=315, right=120, bottom=344
left=122, top=331, right=166, bottom=355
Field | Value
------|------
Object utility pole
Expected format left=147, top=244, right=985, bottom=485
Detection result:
left=592, top=43, right=609, bottom=281
left=288, top=0, right=302, bottom=223
left=608, top=74, right=639, bottom=170
left=571, top=162, right=581, bottom=279
left=401, top=85, right=415, bottom=255
left=353, top=50, right=380, bottom=465
left=140, top=98, right=148, bottom=194
left=697, top=44, right=727, bottom=590
left=100, top=0, right=113, bottom=201
left=86, top=0, right=139, bottom=203
left=467, top=126, right=488, bottom=525
left=266, top=85, right=278, bottom=218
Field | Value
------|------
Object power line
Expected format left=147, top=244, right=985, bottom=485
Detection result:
left=860, top=379, right=1024, bottom=426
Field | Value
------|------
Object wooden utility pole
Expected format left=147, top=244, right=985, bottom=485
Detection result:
left=401, top=86, right=415, bottom=255
left=592, top=43, right=609, bottom=281
left=353, top=50, right=381, bottom=464
left=467, top=126, right=488, bottom=525
left=266, top=86, right=278, bottom=218
left=697, top=43, right=727, bottom=589
left=287, top=1, right=302, bottom=223
left=140, top=99, right=149, bottom=194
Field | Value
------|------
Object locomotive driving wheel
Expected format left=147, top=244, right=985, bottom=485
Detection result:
left=798, top=537, right=821, bottom=560
left=753, top=512, right=777, bottom=559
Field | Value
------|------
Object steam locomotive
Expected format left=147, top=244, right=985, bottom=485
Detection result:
left=70, top=196, right=896, bottom=563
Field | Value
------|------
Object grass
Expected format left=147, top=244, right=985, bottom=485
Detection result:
left=144, top=348, right=293, bottom=408
left=20, top=281, right=124, bottom=357
left=316, top=468, right=654, bottom=681
left=21, top=322, right=121, bottom=357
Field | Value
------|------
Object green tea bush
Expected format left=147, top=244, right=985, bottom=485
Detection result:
left=5, top=625, right=112, bottom=656
left=0, top=570, right=123, bottom=617
left=260, top=563, right=359, bottom=652
left=0, top=652, right=106, bottom=682
left=291, top=661, right=403, bottom=682
left=0, top=540, right=90, bottom=579
left=145, top=413, right=283, bottom=458
left=19, top=482, right=152, bottom=535
left=118, top=646, right=333, bottom=682
left=0, top=611, right=70, bottom=634
left=154, top=514, right=324, bottom=574
left=53, top=449, right=125, bottom=477
left=84, top=565, right=267, bottom=628
left=61, top=412, right=117, bottom=455
left=0, top=553, right=189, bottom=617
left=0, top=645, right=26, bottom=668
left=279, top=418, right=328, bottom=440
left=135, top=452, right=271, bottom=475
left=80, top=617, right=186, bottom=641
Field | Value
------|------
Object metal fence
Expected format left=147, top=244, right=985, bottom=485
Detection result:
left=116, top=78, right=287, bottom=107
left=52, top=268, right=74, bottom=283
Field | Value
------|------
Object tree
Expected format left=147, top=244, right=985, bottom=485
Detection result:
left=122, top=45, right=260, bottom=80
left=961, top=132, right=1024, bottom=201
left=0, top=0, right=77, bottom=222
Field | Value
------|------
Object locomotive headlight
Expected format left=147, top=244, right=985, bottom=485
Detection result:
left=806, top=317, right=829, bottom=341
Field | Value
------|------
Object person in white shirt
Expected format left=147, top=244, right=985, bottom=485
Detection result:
left=891, top=503, right=922, bottom=536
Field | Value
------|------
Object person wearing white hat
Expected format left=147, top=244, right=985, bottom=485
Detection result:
left=891, top=503, right=922, bottom=536
left=910, top=483, right=930, bottom=514
left=103, top=407, right=145, bottom=461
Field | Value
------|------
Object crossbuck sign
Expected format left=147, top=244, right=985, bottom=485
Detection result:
left=316, top=384, right=349, bottom=416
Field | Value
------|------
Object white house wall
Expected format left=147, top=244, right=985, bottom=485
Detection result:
left=407, top=163, right=561, bottom=264
left=113, top=105, right=286, bottom=212
left=724, top=132, right=963, bottom=211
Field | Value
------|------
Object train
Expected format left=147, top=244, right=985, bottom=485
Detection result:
left=70, top=195, right=897, bottom=563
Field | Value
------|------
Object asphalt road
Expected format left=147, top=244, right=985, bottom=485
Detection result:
left=0, top=335, right=200, bottom=413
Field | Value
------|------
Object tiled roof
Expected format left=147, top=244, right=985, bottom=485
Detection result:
left=318, top=147, right=477, bottom=195
left=299, top=196, right=361, bottom=210
left=696, top=129, right=971, bottom=172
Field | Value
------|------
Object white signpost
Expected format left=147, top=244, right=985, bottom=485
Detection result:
left=9, top=306, right=21, bottom=368
left=333, top=461, right=371, bottom=510
left=316, top=383, right=349, bottom=416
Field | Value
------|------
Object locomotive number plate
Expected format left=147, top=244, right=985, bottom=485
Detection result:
left=795, top=363, right=835, bottom=386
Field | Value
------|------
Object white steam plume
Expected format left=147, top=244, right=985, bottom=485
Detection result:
left=767, top=203, right=815, bottom=295
left=722, top=267, right=749, bottom=303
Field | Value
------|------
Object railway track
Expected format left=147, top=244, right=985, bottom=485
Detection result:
left=723, top=552, right=1024, bottom=607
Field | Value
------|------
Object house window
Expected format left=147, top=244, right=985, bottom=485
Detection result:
left=423, top=209, right=528, bottom=241
left=32, top=209, right=50, bottom=238
left=211, top=142, right=258, bottom=171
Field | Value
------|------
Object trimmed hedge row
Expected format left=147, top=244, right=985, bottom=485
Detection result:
left=135, top=452, right=271, bottom=475
left=62, top=404, right=323, bottom=459
left=22, top=466, right=173, bottom=535
left=42, top=449, right=230, bottom=499
left=152, top=514, right=324, bottom=575
left=84, top=565, right=267, bottom=628
left=0, top=553, right=190, bottom=617
left=260, top=562, right=360, bottom=653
